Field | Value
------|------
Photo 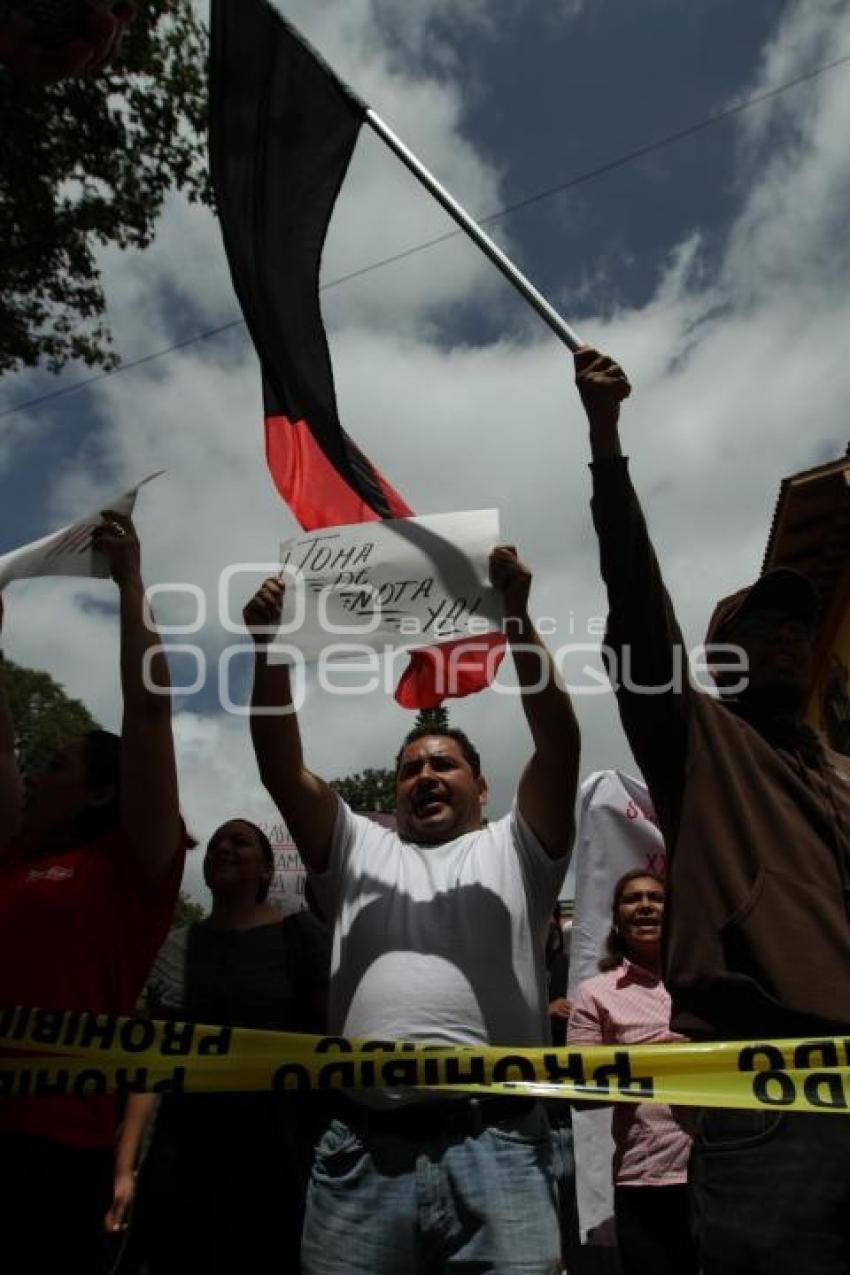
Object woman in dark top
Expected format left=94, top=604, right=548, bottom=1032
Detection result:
left=106, top=818, right=329, bottom=1273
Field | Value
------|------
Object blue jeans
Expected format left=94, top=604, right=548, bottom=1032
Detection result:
left=547, top=1105, right=581, bottom=1273
left=301, top=1102, right=561, bottom=1273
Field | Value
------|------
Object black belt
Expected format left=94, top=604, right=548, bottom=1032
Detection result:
left=337, top=1095, right=539, bottom=1141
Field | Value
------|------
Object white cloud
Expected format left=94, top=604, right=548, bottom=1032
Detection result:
left=92, top=0, right=511, bottom=368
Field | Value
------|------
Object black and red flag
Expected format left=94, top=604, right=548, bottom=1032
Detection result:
left=209, top=0, right=504, bottom=706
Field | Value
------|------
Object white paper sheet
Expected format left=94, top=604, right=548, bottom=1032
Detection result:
left=0, top=471, right=165, bottom=589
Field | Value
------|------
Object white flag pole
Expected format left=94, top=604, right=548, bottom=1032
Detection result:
left=365, top=109, right=583, bottom=352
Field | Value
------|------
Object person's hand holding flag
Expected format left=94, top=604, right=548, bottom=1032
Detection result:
left=574, top=346, right=632, bottom=456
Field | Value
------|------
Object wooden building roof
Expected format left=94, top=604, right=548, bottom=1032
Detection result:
left=762, top=450, right=850, bottom=619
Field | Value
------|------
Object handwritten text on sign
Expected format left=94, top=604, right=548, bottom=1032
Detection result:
left=272, top=509, right=502, bottom=660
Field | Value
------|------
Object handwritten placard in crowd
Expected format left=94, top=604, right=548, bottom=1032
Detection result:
left=270, top=509, right=503, bottom=660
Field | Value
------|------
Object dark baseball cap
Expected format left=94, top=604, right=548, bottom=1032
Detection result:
left=705, top=567, right=819, bottom=646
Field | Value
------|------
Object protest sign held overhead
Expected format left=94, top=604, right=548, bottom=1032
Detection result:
left=272, top=509, right=502, bottom=662
left=0, top=471, right=164, bottom=589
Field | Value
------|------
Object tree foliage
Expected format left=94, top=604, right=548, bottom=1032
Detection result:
left=0, top=0, right=210, bottom=375
left=1, top=656, right=98, bottom=777
left=172, top=888, right=206, bottom=927
left=414, top=706, right=449, bottom=731
left=330, top=767, right=396, bottom=814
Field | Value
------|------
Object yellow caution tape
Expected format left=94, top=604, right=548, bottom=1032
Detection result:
left=1, top=1008, right=848, bottom=1114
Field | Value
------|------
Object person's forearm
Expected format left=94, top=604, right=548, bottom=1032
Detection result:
left=590, top=459, right=686, bottom=681
left=250, top=649, right=304, bottom=780
left=119, top=575, right=171, bottom=711
left=588, top=418, right=623, bottom=462
left=249, top=647, right=337, bottom=872
left=508, top=614, right=579, bottom=758
left=115, top=1093, right=157, bottom=1175
left=0, top=664, right=23, bottom=845
left=117, top=566, right=180, bottom=875
left=510, top=612, right=580, bottom=856
left=590, top=455, right=690, bottom=824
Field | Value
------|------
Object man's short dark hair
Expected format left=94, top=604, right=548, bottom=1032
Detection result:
left=394, top=726, right=481, bottom=778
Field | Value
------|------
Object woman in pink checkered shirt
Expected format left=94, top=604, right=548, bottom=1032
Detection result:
left=568, top=869, right=698, bottom=1275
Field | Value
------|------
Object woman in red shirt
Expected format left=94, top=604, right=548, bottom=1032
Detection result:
left=0, top=512, right=185, bottom=1270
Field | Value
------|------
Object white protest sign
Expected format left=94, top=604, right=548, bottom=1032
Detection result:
left=269, top=842, right=308, bottom=917
left=264, top=813, right=397, bottom=915
left=271, top=509, right=502, bottom=661
left=569, top=770, right=666, bottom=1247
left=0, top=471, right=165, bottom=590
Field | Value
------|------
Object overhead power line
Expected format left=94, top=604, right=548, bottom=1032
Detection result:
left=2, top=49, right=848, bottom=423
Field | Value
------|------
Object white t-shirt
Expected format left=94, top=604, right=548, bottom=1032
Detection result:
left=310, top=797, right=568, bottom=1050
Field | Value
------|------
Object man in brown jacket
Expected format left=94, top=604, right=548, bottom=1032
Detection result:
left=575, top=346, right=850, bottom=1275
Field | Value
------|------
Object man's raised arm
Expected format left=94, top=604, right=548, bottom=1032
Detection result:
left=0, top=598, right=24, bottom=854
left=245, top=578, right=337, bottom=874
left=491, top=547, right=579, bottom=861
left=575, top=347, right=690, bottom=818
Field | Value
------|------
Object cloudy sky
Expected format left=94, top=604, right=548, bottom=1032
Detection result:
left=2, top=0, right=850, bottom=903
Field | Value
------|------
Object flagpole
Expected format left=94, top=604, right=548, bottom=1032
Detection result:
left=364, top=109, right=583, bottom=352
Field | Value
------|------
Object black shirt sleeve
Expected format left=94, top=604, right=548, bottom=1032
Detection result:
left=590, top=456, right=690, bottom=838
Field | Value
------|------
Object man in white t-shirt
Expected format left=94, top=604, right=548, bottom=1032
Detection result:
left=245, top=547, right=579, bottom=1274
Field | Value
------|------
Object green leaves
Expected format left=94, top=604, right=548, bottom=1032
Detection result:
left=1, top=657, right=98, bottom=777
left=330, top=768, right=397, bottom=814
left=0, top=0, right=211, bottom=375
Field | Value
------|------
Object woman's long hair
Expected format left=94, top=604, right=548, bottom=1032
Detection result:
left=598, top=867, right=665, bottom=972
